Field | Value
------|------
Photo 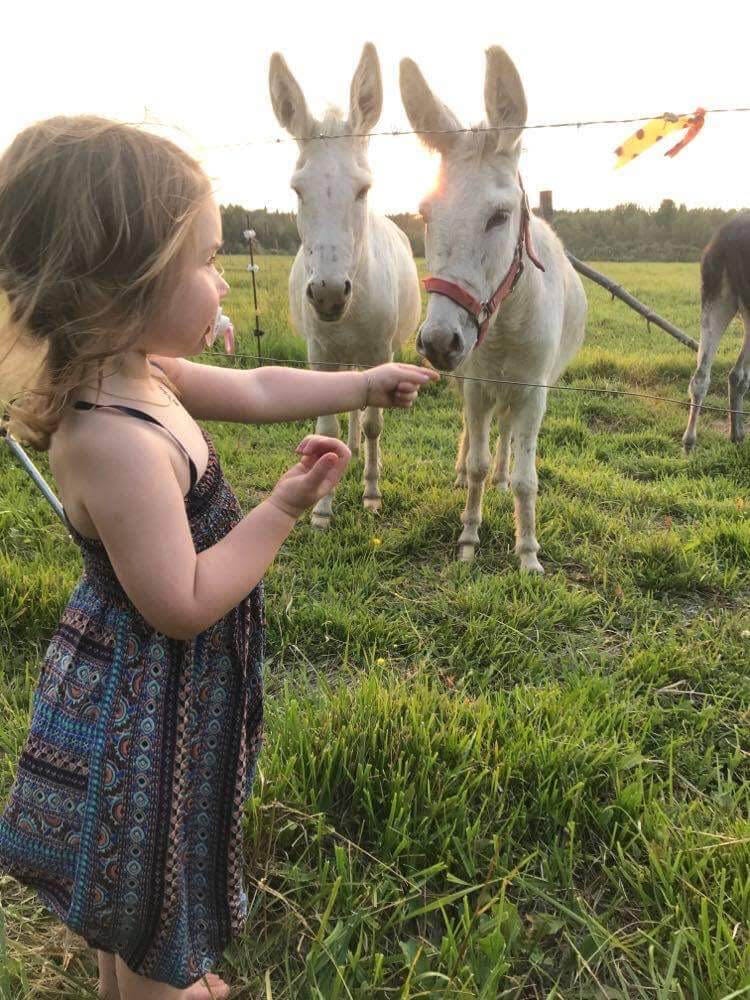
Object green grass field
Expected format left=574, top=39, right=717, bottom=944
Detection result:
left=0, top=259, right=748, bottom=998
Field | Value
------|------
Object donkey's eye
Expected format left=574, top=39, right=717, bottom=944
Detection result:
left=356, top=186, right=370, bottom=201
left=486, top=209, right=510, bottom=232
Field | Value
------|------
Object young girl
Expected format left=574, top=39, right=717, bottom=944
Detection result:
left=0, top=116, right=437, bottom=1000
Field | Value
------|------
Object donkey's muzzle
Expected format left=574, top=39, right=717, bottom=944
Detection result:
left=306, top=277, right=352, bottom=321
left=416, top=323, right=466, bottom=371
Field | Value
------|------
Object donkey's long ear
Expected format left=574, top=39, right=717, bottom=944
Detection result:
left=269, top=52, right=315, bottom=141
left=350, top=42, right=383, bottom=134
left=399, top=57, right=463, bottom=155
left=484, top=46, right=527, bottom=155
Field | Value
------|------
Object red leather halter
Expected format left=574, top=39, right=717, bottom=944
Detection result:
left=422, top=177, right=546, bottom=349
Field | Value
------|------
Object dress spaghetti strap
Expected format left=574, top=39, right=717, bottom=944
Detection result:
left=72, top=401, right=198, bottom=492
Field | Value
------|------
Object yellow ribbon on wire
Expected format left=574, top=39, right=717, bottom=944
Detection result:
left=614, top=109, right=706, bottom=168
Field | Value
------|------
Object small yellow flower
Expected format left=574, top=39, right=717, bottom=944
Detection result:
left=371, top=537, right=382, bottom=547
left=375, top=657, right=386, bottom=666
left=735, top=498, right=745, bottom=511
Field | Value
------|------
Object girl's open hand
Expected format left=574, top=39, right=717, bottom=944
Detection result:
left=269, top=435, right=352, bottom=519
left=363, top=363, right=439, bottom=409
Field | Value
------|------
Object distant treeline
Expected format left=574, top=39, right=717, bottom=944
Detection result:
left=221, top=200, right=747, bottom=262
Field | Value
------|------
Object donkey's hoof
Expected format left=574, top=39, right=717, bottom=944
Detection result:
left=519, top=553, right=544, bottom=574
left=311, top=513, right=331, bottom=530
left=363, top=497, right=382, bottom=512
left=458, top=543, right=476, bottom=562
left=454, top=473, right=468, bottom=488
left=682, top=434, right=696, bottom=455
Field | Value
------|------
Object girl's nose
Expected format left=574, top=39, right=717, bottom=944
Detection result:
left=219, top=275, right=230, bottom=298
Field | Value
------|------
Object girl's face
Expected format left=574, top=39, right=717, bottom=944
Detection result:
left=141, top=196, right=229, bottom=358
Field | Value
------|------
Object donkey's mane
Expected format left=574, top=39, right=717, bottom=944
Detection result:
left=318, top=107, right=352, bottom=138
left=454, top=122, right=497, bottom=160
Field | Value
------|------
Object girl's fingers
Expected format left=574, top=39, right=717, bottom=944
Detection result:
left=394, top=382, right=421, bottom=405
left=310, top=454, right=348, bottom=494
left=305, top=452, right=341, bottom=487
left=296, top=435, right=351, bottom=460
left=396, top=364, right=439, bottom=382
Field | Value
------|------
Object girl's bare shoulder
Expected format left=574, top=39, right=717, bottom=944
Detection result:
left=51, top=401, right=152, bottom=477
left=49, top=403, right=171, bottom=538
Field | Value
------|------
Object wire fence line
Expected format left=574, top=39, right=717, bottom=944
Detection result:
left=135, top=105, right=750, bottom=150
left=214, top=352, right=749, bottom=419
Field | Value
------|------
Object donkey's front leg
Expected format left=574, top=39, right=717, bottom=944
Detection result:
left=509, top=388, right=547, bottom=573
left=728, top=309, right=750, bottom=444
left=308, top=350, right=341, bottom=529
left=683, top=296, right=735, bottom=452
left=491, top=424, right=512, bottom=491
left=454, top=419, right=468, bottom=488
left=311, top=411, right=341, bottom=527
left=347, top=408, right=362, bottom=456
left=457, top=385, right=494, bottom=561
left=362, top=404, right=384, bottom=511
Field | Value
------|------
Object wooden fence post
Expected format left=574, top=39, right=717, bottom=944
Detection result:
left=538, top=190, right=554, bottom=222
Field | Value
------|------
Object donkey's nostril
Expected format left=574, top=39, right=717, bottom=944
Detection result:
left=450, top=332, right=463, bottom=354
left=344, top=279, right=352, bottom=297
left=306, top=283, right=315, bottom=301
left=415, top=331, right=425, bottom=354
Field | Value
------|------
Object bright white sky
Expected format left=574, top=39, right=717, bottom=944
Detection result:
left=2, top=0, right=748, bottom=215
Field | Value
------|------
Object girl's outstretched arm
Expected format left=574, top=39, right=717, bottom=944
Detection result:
left=151, top=356, right=438, bottom=423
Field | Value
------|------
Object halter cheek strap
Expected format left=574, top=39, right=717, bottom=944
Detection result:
left=422, top=176, right=546, bottom=349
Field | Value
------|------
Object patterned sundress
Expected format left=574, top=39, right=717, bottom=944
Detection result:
left=0, top=403, right=264, bottom=989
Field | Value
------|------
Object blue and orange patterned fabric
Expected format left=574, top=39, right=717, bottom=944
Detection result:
left=0, top=423, right=264, bottom=989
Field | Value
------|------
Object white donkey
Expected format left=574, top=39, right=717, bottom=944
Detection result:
left=269, top=43, right=421, bottom=527
left=400, top=46, right=587, bottom=572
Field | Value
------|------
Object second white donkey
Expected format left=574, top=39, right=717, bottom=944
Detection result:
left=400, top=45, right=587, bottom=572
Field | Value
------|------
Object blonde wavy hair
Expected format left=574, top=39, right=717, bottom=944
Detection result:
left=0, top=115, right=212, bottom=449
